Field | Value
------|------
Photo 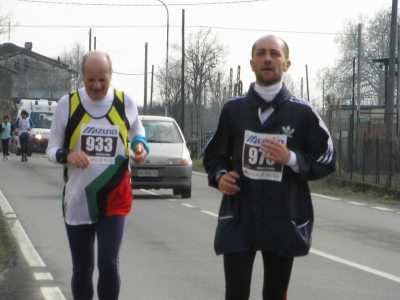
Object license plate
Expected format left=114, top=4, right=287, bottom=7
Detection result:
left=138, top=170, right=158, bottom=177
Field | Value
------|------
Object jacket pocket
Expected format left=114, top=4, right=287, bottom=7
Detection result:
left=288, top=217, right=313, bottom=257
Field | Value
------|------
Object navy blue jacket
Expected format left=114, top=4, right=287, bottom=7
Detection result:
left=203, top=84, right=336, bottom=257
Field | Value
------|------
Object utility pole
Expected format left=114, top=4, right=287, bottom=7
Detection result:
left=89, top=28, right=92, bottom=51
left=306, top=65, right=310, bottom=102
left=386, top=0, right=398, bottom=139
left=322, top=79, right=324, bottom=116
left=236, top=65, right=241, bottom=95
left=301, top=77, right=303, bottom=99
left=357, top=24, right=361, bottom=141
left=229, top=68, right=233, bottom=98
left=150, top=65, right=154, bottom=115
left=181, top=9, right=185, bottom=133
left=144, top=42, right=148, bottom=115
left=397, top=24, right=400, bottom=135
left=94, top=37, right=96, bottom=50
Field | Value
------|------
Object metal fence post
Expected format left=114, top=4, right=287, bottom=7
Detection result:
left=339, top=130, right=342, bottom=178
left=363, top=132, right=366, bottom=182
left=376, top=133, right=379, bottom=184
left=389, top=134, right=393, bottom=188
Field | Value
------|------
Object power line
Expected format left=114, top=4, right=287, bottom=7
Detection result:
left=114, top=71, right=151, bottom=76
left=1, top=23, right=343, bottom=35
left=4, top=24, right=389, bottom=37
left=14, top=0, right=268, bottom=6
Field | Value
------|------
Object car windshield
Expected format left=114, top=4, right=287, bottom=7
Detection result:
left=31, top=112, right=53, bottom=129
left=143, top=120, right=183, bottom=143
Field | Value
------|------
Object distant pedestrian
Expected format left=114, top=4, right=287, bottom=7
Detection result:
left=15, top=111, right=33, bottom=162
left=1, top=116, right=12, bottom=161
left=203, top=35, right=336, bottom=299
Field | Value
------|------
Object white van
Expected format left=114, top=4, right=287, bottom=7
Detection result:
left=14, top=99, right=57, bottom=156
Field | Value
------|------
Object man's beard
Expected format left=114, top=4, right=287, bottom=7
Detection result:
left=255, top=71, right=281, bottom=86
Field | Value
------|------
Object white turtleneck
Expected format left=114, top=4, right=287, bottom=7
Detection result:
left=254, top=82, right=298, bottom=173
left=254, top=82, right=282, bottom=123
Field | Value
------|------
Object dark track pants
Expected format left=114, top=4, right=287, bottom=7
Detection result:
left=19, top=137, right=29, bottom=156
left=65, top=215, right=126, bottom=300
left=224, top=251, right=294, bottom=300
left=2, top=138, right=10, bottom=157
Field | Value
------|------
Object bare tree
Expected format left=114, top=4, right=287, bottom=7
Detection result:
left=155, top=29, right=229, bottom=154
left=316, top=8, right=392, bottom=107
left=283, top=73, right=301, bottom=97
left=60, top=42, right=86, bottom=91
left=0, top=6, right=12, bottom=41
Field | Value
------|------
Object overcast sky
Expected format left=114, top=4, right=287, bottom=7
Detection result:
left=1, top=0, right=393, bottom=107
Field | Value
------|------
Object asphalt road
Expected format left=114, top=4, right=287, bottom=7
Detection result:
left=0, top=155, right=399, bottom=299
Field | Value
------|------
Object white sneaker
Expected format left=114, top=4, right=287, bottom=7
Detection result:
left=6, top=156, right=9, bottom=161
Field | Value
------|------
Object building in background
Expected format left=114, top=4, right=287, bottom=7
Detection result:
left=0, top=42, right=78, bottom=102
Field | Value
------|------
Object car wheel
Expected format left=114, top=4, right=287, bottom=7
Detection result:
left=173, top=189, right=182, bottom=195
left=181, top=186, right=191, bottom=199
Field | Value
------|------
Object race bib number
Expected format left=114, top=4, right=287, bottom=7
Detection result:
left=242, top=130, right=287, bottom=181
left=80, top=124, right=119, bottom=165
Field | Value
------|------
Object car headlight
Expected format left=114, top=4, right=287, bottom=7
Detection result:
left=35, top=134, right=42, bottom=140
left=166, top=158, right=189, bottom=166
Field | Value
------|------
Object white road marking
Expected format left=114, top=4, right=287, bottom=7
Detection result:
left=0, top=190, right=14, bottom=213
left=181, top=203, right=196, bottom=208
left=34, top=273, right=54, bottom=280
left=310, top=248, right=400, bottom=283
left=0, top=189, right=67, bottom=299
left=7, top=218, right=45, bottom=267
left=193, top=171, right=206, bottom=176
left=119, top=186, right=400, bottom=285
left=347, top=202, right=366, bottom=206
left=41, top=287, right=67, bottom=300
left=372, top=207, right=393, bottom=212
left=311, top=193, right=340, bottom=201
left=198, top=201, right=400, bottom=284
left=201, top=210, right=219, bottom=218
left=139, top=189, right=161, bottom=196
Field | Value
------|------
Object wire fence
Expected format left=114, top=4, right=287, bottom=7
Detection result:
left=333, top=131, right=400, bottom=190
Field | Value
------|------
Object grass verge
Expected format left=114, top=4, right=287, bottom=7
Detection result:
left=0, top=209, right=15, bottom=273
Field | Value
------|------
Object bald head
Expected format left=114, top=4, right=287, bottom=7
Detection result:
left=81, top=51, right=113, bottom=100
left=251, top=35, right=289, bottom=60
left=81, top=51, right=113, bottom=75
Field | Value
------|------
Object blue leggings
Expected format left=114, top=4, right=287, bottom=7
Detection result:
left=65, top=215, right=126, bottom=300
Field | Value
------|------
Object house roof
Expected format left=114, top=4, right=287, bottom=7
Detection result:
left=0, top=43, right=78, bottom=74
left=0, top=64, right=19, bottom=75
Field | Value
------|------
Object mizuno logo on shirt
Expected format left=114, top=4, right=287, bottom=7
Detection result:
left=82, top=127, right=118, bottom=135
left=246, top=135, right=263, bottom=145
